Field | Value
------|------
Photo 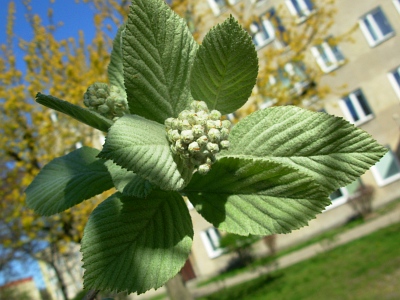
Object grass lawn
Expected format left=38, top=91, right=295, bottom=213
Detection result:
left=198, top=222, right=400, bottom=300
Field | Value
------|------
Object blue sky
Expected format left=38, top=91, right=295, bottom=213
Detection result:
left=0, top=0, right=113, bottom=72
left=0, top=0, right=115, bottom=291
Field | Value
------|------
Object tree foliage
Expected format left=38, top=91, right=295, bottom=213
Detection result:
left=0, top=1, right=128, bottom=298
left=176, top=0, right=356, bottom=120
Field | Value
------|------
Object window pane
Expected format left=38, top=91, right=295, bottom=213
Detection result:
left=316, top=44, right=332, bottom=66
left=216, top=0, right=225, bottom=7
left=363, top=17, right=378, bottom=41
left=344, top=97, right=359, bottom=121
left=355, top=90, right=372, bottom=116
left=393, top=68, right=400, bottom=87
left=205, top=228, right=221, bottom=251
left=332, top=45, right=345, bottom=61
left=290, top=0, right=303, bottom=15
left=372, top=9, right=393, bottom=36
left=304, top=0, right=313, bottom=10
left=376, top=151, right=400, bottom=179
left=330, top=189, right=343, bottom=201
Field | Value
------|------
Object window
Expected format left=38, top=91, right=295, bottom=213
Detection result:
left=200, top=227, right=223, bottom=258
left=285, top=0, right=314, bottom=21
left=388, top=66, right=400, bottom=99
left=393, top=0, right=400, bottom=14
left=325, top=179, right=363, bottom=210
left=339, top=89, right=373, bottom=125
left=249, top=8, right=287, bottom=49
left=207, top=0, right=240, bottom=15
left=371, top=147, right=400, bottom=186
left=359, top=7, right=394, bottom=47
left=311, top=37, right=345, bottom=73
left=327, top=187, right=349, bottom=210
left=258, top=62, right=308, bottom=108
left=258, top=62, right=308, bottom=109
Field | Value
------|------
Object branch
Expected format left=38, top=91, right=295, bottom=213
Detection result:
left=83, top=290, right=100, bottom=300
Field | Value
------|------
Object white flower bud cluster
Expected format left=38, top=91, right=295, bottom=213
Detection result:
left=83, top=83, right=129, bottom=121
left=165, top=101, right=231, bottom=175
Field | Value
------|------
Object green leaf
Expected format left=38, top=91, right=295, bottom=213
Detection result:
left=26, top=147, right=114, bottom=216
left=184, top=156, right=329, bottom=236
left=190, top=15, right=258, bottom=114
left=98, top=115, right=194, bottom=191
left=108, top=25, right=127, bottom=96
left=81, top=191, right=193, bottom=294
left=36, top=93, right=113, bottom=132
left=123, top=0, right=198, bottom=123
left=105, top=160, right=154, bottom=198
left=224, top=106, right=387, bottom=193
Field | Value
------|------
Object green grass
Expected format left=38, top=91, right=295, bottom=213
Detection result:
left=197, top=222, right=400, bottom=300
left=196, top=199, right=400, bottom=288
left=196, top=216, right=365, bottom=287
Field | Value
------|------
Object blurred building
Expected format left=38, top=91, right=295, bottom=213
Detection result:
left=0, top=277, right=41, bottom=300
left=182, top=0, right=400, bottom=281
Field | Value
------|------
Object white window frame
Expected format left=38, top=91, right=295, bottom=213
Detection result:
left=338, top=89, right=373, bottom=126
left=207, top=0, right=240, bottom=16
left=393, top=0, right=400, bottom=14
left=285, top=0, right=314, bottom=22
left=325, top=187, right=349, bottom=211
left=250, top=17, right=275, bottom=49
left=200, top=227, right=223, bottom=259
left=311, top=39, right=345, bottom=73
left=371, top=147, right=400, bottom=186
left=359, top=7, right=395, bottom=47
left=388, top=66, right=400, bottom=99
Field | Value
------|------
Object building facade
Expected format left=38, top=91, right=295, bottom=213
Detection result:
left=0, top=277, right=42, bottom=300
left=183, top=0, right=400, bottom=280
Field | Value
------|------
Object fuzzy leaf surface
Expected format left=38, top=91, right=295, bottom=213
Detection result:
left=105, top=160, right=153, bottom=198
left=123, top=0, right=198, bottom=123
left=224, top=106, right=387, bottom=194
left=108, top=25, right=127, bottom=96
left=36, top=93, right=113, bottom=132
left=190, top=16, right=258, bottom=114
left=82, top=191, right=193, bottom=294
left=99, top=115, right=193, bottom=190
left=26, top=147, right=113, bottom=216
left=184, top=157, right=329, bottom=236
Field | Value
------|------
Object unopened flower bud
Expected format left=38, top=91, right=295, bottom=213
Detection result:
left=165, top=118, right=175, bottom=129
left=167, top=129, right=180, bottom=142
left=179, top=120, right=192, bottom=131
left=192, top=124, right=204, bottom=138
left=198, top=164, right=211, bottom=175
left=197, top=135, right=208, bottom=147
left=220, top=140, right=230, bottom=149
left=188, top=142, right=200, bottom=154
left=178, top=110, right=191, bottom=120
left=206, top=120, right=216, bottom=129
left=208, top=128, right=221, bottom=143
left=209, top=110, right=222, bottom=121
left=213, top=120, right=222, bottom=129
left=175, top=140, right=186, bottom=153
left=207, top=142, right=219, bottom=154
left=222, top=120, right=231, bottom=129
left=220, top=128, right=229, bottom=140
left=98, top=104, right=110, bottom=114
left=181, top=130, right=194, bottom=144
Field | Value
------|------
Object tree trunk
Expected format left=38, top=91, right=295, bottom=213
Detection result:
left=165, top=273, right=194, bottom=300
left=49, top=261, right=69, bottom=300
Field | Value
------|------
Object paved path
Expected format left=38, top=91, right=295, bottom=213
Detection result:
left=190, top=206, right=400, bottom=298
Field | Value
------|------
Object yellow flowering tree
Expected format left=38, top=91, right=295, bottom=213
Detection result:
left=0, top=1, right=128, bottom=298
